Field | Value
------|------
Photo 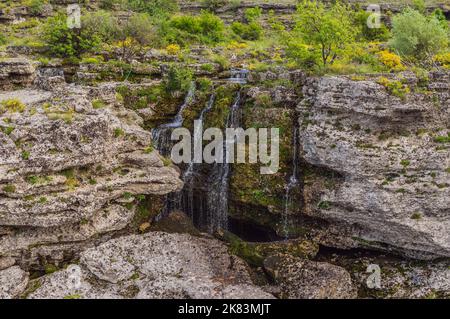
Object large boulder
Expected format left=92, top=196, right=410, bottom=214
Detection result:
left=26, top=232, right=274, bottom=299
left=263, top=254, right=357, bottom=299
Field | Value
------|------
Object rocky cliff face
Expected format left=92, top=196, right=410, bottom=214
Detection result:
left=298, top=71, right=449, bottom=260
left=0, top=62, right=183, bottom=270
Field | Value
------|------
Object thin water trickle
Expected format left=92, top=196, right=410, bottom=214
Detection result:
left=282, top=126, right=300, bottom=238
left=206, top=91, right=242, bottom=233
left=151, top=83, right=195, bottom=156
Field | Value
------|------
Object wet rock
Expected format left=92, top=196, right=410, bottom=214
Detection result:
left=264, top=254, right=357, bottom=299
left=27, top=232, right=274, bottom=299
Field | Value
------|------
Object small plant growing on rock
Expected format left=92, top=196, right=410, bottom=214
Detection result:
left=92, top=99, right=106, bottom=109
left=434, top=133, right=450, bottom=143
left=2, top=185, right=16, bottom=193
left=0, top=99, right=26, bottom=113
left=377, top=77, right=410, bottom=99
left=318, top=201, right=331, bottom=210
left=113, top=128, right=125, bottom=138
left=166, top=44, right=181, bottom=55
left=21, top=151, right=30, bottom=160
left=411, top=212, right=422, bottom=220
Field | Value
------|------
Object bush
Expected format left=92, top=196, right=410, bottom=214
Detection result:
left=166, top=44, right=181, bottom=55
left=169, top=11, right=225, bottom=45
left=26, top=0, right=48, bottom=16
left=434, top=52, right=450, bottom=68
left=42, top=14, right=101, bottom=57
left=244, top=7, right=262, bottom=22
left=377, top=77, right=410, bottom=98
left=115, top=13, right=156, bottom=60
left=82, top=10, right=118, bottom=43
left=202, top=0, right=228, bottom=11
left=231, top=21, right=262, bottom=41
left=127, top=0, right=178, bottom=17
left=389, top=9, right=448, bottom=62
left=0, top=33, right=7, bottom=46
left=377, top=50, right=405, bottom=71
left=354, top=10, right=390, bottom=41
left=163, top=65, right=193, bottom=95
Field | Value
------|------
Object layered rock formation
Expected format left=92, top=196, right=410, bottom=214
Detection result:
left=0, top=64, right=183, bottom=269
left=299, top=71, right=449, bottom=260
left=0, top=59, right=36, bottom=90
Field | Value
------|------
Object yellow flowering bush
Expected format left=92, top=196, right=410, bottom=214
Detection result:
left=0, top=99, right=26, bottom=114
left=166, top=44, right=181, bottom=55
left=433, top=52, right=450, bottom=69
left=226, top=41, right=248, bottom=50
left=377, top=50, right=404, bottom=71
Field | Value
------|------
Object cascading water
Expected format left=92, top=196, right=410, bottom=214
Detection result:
left=155, top=70, right=248, bottom=232
left=282, top=125, right=300, bottom=239
left=206, top=91, right=242, bottom=233
left=282, top=126, right=300, bottom=239
left=228, top=69, right=249, bottom=84
left=164, top=94, right=216, bottom=218
left=151, top=83, right=196, bottom=156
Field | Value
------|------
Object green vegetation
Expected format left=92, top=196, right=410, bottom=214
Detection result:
left=0, top=99, right=26, bottom=113
left=389, top=8, right=448, bottom=63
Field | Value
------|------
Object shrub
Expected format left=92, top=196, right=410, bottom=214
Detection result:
left=354, top=10, right=390, bottom=41
left=377, top=50, right=405, bottom=71
left=82, top=10, right=119, bottom=43
left=377, top=77, right=410, bottom=98
left=26, top=0, right=48, bottom=16
left=244, top=7, right=262, bottom=22
left=166, top=44, right=181, bottom=55
left=115, top=13, right=156, bottom=60
left=434, top=52, right=450, bottom=68
left=231, top=21, right=262, bottom=41
left=163, top=65, right=193, bottom=95
left=389, top=9, right=448, bottom=62
left=169, top=11, right=225, bottom=45
left=0, top=33, right=7, bottom=46
left=42, top=14, right=101, bottom=57
left=202, top=0, right=228, bottom=11
left=0, top=99, right=26, bottom=113
left=127, top=0, right=178, bottom=17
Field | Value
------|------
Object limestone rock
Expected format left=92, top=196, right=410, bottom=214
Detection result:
left=0, top=58, right=36, bottom=90
left=0, top=266, right=29, bottom=299
left=264, top=254, right=356, bottom=299
left=0, top=83, right=183, bottom=266
left=298, top=72, right=450, bottom=259
left=27, top=232, right=274, bottom=299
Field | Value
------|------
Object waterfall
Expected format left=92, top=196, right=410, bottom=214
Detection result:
left=151, top=83, right=196, bottom=156
left=206, top=91, right=242, bottom=233
left=228, top=69, right=249, bottom=84
left=282, top=125, right=300, bottom=238
left=165, top=94, right=216, bottom=218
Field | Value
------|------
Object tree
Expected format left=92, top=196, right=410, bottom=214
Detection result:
left=294, top=0, right=356, bottom=66
left=389, top=8, right=448, bottom=62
